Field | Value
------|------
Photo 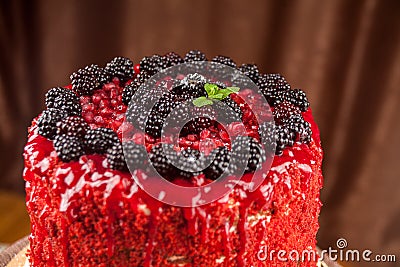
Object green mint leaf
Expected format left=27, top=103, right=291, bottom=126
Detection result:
left=209, top=93, right=225, bottom=100
left=193, top=96, right=214, bottom=107
left=204, top=83, right=240, bottom=101
left=204, top=83, right=219, bottom=96
left=226, top=86, right=240, bottom=93
left=217, top=89, right=236, bottom=98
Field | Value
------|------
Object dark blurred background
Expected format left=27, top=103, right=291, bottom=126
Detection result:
left=0, top=0, right=399, bottom=266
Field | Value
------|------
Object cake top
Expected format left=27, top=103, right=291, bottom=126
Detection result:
left=34, top=50, right=312, bottom=188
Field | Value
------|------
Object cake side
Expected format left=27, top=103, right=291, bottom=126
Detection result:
left=23, top=51, right=323, bottom=267
left=23, top=110, right=322, bottom=267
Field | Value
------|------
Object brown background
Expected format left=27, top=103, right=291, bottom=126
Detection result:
left=0, top=0, right=399, bottom=266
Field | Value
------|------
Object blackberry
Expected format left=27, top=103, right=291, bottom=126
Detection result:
left=86, top=64, right=111, bottom=86
left=181, top=73, right=207, bottom=91
left=84, top=127, right=119, bottom=154
left=70, top=69, right=95, bottom=96
left=232, top=74, right=253, bottom=89
left=164, top=102, right=191, bottom=129
left=260, top=114, right=312, bottom=155
left=145, top=112, right=166, bottom=138
left=171, top=73, right=207, bottom=102
left=184, top=50, right=207, bottom=62
left=282, top=114, right=312, bottom=143
left=149, top=143, right=178, bottom=180
left=106, top=141, right=148, bottom=172
left=145, top=94, right=178, bottom=138
left=258, top=121, right=276, bottom=152
left=181, top=105, right=216, bottom=135
left=53, top=134, right=85, bottom=162
left=204, top=146, right=231, bottom=180
left=171, top=85, right=201, bottom=102
left=123, top=141, right=147, bottom=167
left=45, top=87, right=75, bottom=107
left=172, top=102, right=191, bottom=122
left=163, top=52, right=184, bottom=67
left=125, top=104, right=141, bottom=127
left=228, top=139, right=249, bottom=175
left=273, top=101, right=301, bottom=124
left=246, top=138, right=266, bottom=172
left=209, top=57, right=236, bottom=80
left=122, top=72, right=151, bottom=105
left=107, top=143, right=127, bottom=171
left=45, top=87, right=81, bottom=116
left=192, top=105, right=216, bottom=118
left=177, top=73, right=208, bottom=99
left=95, top=66, right=113, bottom=85
left=152, top=93, right=178, bottom=117
left=176, top=148, right=203, bottom=178
left=61, top=100, right=81, bottom=116
left=238, top=64, right=260, bottom=83
left=37, top=108, right=68, bottom=139
left=179, top=147, right=201, bottom=161
left=261, top=88, right=287, bottom=107
left=212, top=55, right=237, bottom=68
left=56, top=116, right=89, bottom=139
left=126, top=83, right=169, bottom=128
left=209, top=56, right=236, bottom=80
left=231, top=136, right=266, bottom=173
left=257, top=73, right=290, bottom=91
left=286, top=89, right=310, bottom=111
left=122, top=83, right=136, bottom=106
left=70, top=64, right=108, bottom=96
left=300, top=121, right=312, bottom=143
left=104, top=57, right=134, bottom=82
left=139, top=55, right=166, bottom=76
left=275, top=125, right=295, bottom=155
left=219, top=96, right=243, bottom=122
left=126, top=101, right=151, bottom=130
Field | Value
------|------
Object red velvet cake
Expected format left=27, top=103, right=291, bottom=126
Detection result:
left=23, top=51, right=323, bottom=266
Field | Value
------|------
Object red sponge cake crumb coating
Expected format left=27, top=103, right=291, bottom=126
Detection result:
left=24, top=51, right=323, bottom=267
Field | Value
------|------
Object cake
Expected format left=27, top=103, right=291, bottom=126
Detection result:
left=23, top=51, right=323, bottom=266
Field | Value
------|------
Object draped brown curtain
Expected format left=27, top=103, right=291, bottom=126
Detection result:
left=1, top=0, right=399, bottom=266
